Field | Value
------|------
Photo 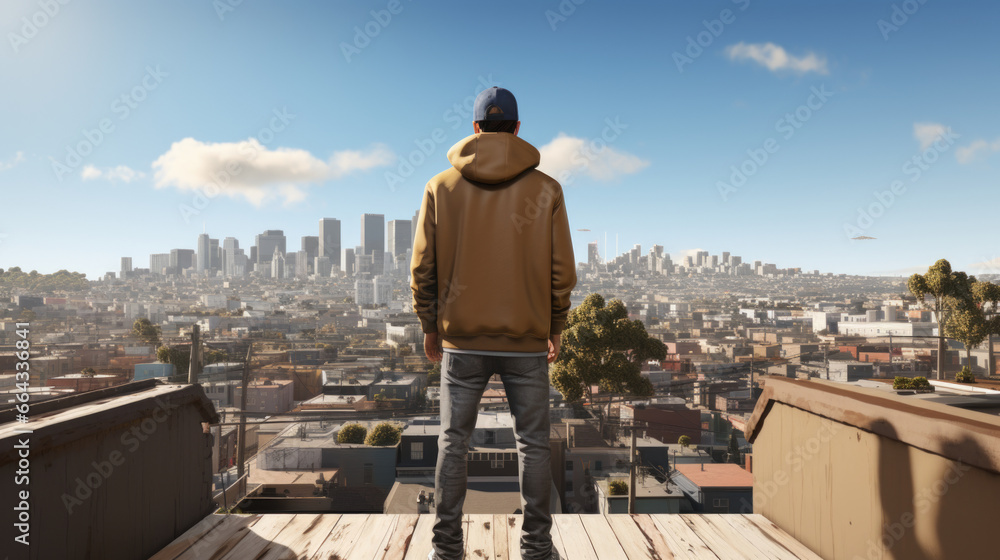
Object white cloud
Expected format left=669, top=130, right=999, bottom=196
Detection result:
left=913, top=122, right=949, bottom=150
left=725, top=42, right=828, bottom=75
left=81, top=164, right=146, bottom=183
left=0, top=151, right=25, bottom=171
left=151, top=138, right=395, bottom=206
left=955, top=138, right=1000, bottom=164
left=537, top=133, right=649, bottom=182
left=969, top=257, right=1000, bottom=273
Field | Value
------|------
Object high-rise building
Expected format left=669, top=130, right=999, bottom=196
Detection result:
left=588, top=242, right=601, bottom=268
left=223, top=237, right=240, bottom=277
left=341, top=248, right=355, bottom=276
left=170, top=249, right=195, bottom=272
left=318, top=218, right=341, bottom=268
left=255, top=230, right=286, bottom=265
left=314, top=256, right=332, bottom=278
left=270, top=247, right=285, bottom=279
left=150, top=253, right=170, bottom=275
left=295, top=250, right=309, bottom=278
left=210, top=238, right=220, bottom=271
left=387, top=220, right=411, bottom=259
left=302, top=236, right=319, bottom=263
left=361, top=214, right=385, bottom=273
left=196, top=234, right=211, bottom=272
left=120, top=257, right=133, bottom=276
left=722, top=251, right=731, bottom=265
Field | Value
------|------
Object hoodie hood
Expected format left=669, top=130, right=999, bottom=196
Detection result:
left=446, top=132, right=541, bottom=184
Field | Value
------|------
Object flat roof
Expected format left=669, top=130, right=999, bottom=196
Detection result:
left=674, top=463, right=754, bottom=489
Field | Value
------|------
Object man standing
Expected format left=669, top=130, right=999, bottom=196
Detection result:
left=411, top=86, right=576, bottom=560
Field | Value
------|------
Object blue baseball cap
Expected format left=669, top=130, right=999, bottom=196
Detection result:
left=473, top=86, right=518, bottom=122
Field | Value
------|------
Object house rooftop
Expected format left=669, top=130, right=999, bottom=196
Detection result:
left=674, top=463, right=754, bottom=489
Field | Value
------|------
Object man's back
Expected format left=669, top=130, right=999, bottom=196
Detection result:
left=410, top=131, right=576, bottom=353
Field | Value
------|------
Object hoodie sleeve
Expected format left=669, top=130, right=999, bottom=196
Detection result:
left=410, top=185, right=438, bottom=333
left=550, top=186, right=577, bottom=335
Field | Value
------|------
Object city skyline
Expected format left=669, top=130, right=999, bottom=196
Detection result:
left=2, top=1, right=999, bottom=279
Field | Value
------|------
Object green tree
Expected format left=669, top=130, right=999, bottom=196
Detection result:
left=550, top=294, right=666, bottom=424
left=132, top=318, right=161, bottom=346
left=678, top=435, right=692, bottom=447
left=908, top=260, right=967, bottom=379
left=365, top=422, right=402, bottom=446
left=337, top=423, right=368, bottom=444
left=608, top=480, right=628, bottom=496
left=946, top=279, right=1000, bottom=376
left=81, top=367, right=96, bottom=378
left=157, top=345, right=189, bottom=376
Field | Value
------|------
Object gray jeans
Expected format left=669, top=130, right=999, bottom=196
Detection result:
left=432, top=351, right=553, bottom=560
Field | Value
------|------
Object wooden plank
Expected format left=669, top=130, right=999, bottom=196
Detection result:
left=344, top=514, right=398, bottom=559
left=715, top=515, right=804, bottom=560
left=628, top=515, right=688, bottom=560
left=465, top=514, right=495, bottom=560
left=218, top=514, right=297, bottom=560
left=671, top=515, right=748, bottom=560
left=741, top=514, right=824, bottom=560
left=647, top=515, right=720, bottom=560
left=376, top=514, right=420, bottom=560
left=492, top=514, right=511, bottom=560
left=308, top=514, right=370, bottom=559
left=689, top=515, right=774, bottom=560
left=403, top=514, right=437, bottom=560
left=175, top=515, right=263, bottom=560
left=603, top=515, right=673, bottom=560
left=553, top=515, right=599, bottom=560
left=147, top=514, right=228, bottom=560
left=257, top=514, right=342, bottom=560
left=579, top=515, right=629, bottom=560
left=504, top=514, right=523, bottom=560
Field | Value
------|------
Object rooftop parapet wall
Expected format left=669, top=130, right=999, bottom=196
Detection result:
left=747, top=377, right=1000, bottom=560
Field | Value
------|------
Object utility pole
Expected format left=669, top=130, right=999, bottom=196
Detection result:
left=236, top=344, right=253, bottom=482
left=188, top=323, right=201, bottom=385
left=628, top=421, right=637, bottom=514
left=889, top=333, right=894, bottom=377
left=824, top=343, right=829, bottom=379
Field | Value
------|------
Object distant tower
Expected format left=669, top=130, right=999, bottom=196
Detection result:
left=196, top=233, right=211, bottom=272
left=318, top=218, right=341, bottom=269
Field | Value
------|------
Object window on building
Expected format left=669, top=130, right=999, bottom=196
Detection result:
left=565, top=460, right=573, bottom=471
left=484, top=430, right=496, bottom=445
left=411, top=442, right=424, bottom=461
left=595, top=460, right=603, bottom=472
left=492, top=458, right=504, bottom=469
left=712, top=498, right=729, bottom=511
left=364, top=463, right=374, bottom=484
left=565, top=480, right=573, bottom=493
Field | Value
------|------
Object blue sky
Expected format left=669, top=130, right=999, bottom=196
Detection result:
left=1, top=0, right=998, bottom=279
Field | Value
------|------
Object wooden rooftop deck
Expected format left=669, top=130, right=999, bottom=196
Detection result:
left=150, top=513, right=823, bottom=560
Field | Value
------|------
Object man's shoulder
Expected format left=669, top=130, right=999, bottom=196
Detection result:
left=426, top=167, right=463, bottom=192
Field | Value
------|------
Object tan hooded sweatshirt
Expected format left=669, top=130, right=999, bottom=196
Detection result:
left=410, top=132, right=577, bottom=353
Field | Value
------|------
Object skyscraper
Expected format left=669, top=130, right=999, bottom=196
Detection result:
left=255, top=230, right=286, bottom=265
left=587, top=242, right=601, bottom=268
left=387, top=220, right=411, bottom=259
left=223, top=237, right=240, bottom=277
left=341, top=248, right=355, bottom=276
left=361, top=214, right=385, bottom=274
left=318, top=218, right=341, bottom=268
left=170, top=249, right=195, bottom=272
left=120, top=257, right=132, bottom=276
left=210, top=238, right=220, bottom=271
left=196, top=234, right=211, bottom=272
